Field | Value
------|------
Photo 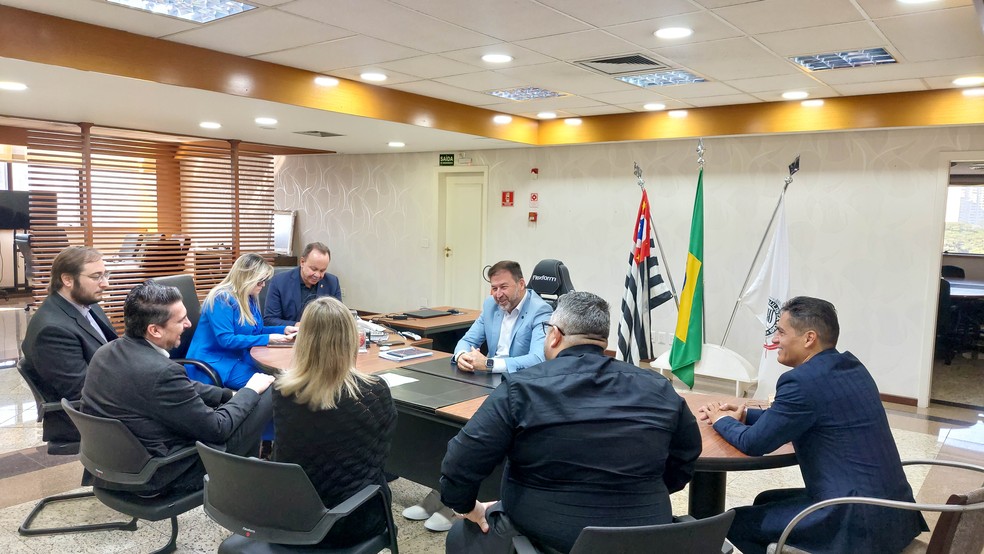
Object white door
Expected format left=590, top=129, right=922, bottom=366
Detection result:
left=443, top=173, right=485, bottom=309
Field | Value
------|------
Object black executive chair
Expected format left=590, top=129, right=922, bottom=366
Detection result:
left=16, top=361, right=136, bottom=537
left=942, top=265, right=966, bottom=279
left=154, top=273, right=222, bottom=386
left=512, top=510, right=735, bottom=554
left=62, top=400, right=203, bottom=554
left=527, top=259, right=575, bottom=308
left=197, top=442, right=399, bottom=554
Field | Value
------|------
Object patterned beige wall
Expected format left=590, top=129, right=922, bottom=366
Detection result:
left=276, top=126, right=984, bottom=404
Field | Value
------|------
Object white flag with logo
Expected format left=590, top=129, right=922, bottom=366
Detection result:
left=741, top=196, right=789, bottom=400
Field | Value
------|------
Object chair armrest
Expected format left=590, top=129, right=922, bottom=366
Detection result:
left=174, top=359, right=222, bottom=387
left=511, top=535, right=541, bottom=554
left=902, top=459, right=984, bottom=473
left=327, top=484, right=381, bottom=517
left=38, top=398, right=79, bottom=421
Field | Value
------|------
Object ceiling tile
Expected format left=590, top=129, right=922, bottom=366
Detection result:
left=440, top=44, right=557, bottom=68
left=614, top=100, right=691, bottom=112
left=654, top=37, right=797, bottom=81
left=0, top=0, right=198, bottom=37
left=747, top=85, right=839, bottom=102
left=166, top=10, right=350, bottom=56
left=496, top=62, right=633, bottom=95
left=480, top=95, right=608, bottom=114
left=254, top=35, right=425, bottom=72
left=378, top=55, right=485, bottom=79
left=809, top=56, right=984, bottom=85
left=690, top=0, right=765, bottom=8
left=875, top=7, right=984, bottom=63
left=248, top=0, right=293, bottom=5
left=279, top=0, right=498, bottom=54
left=656, top=81, right=743, bottom=99
left=605, top=11, right=745, bottom=49
left=713, top=0, right=864, bottom=35
left=387, top=80, right=503, bottom=106
left=328, top=67, right=419, bottom=86
left=854, top=0, right=971, bottom=19
left=568, top=105, right=634, bottom=116
left=831, top=79, right=928, bottom=96
left=755, top=21, right=885, bottom=57
left=435, top=71, right=528, bottom=92
left=924, top=75, right=983, bottom=89
left=515, top=31, right=641, bottom=62
left=536, top=0, right=699, bottom=27
left=388, top=0, right=590, bottom=42
left=584, top=89, right=672, bottom=105
left=726, top=73, right=825, bottom=93
left=686, top=93, right=760, bottom=107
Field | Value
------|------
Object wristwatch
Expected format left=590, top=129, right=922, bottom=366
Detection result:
left=486, top=358, right=495, bottom=370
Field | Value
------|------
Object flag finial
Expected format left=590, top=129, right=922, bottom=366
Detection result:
left=697, top=138, right=705, bottom=167
left=783, top=155, right=800, bottom=190
left=633, top=162, right=645, bottom=190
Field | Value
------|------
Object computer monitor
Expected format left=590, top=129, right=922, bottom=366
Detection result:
left=0, top=191, right=29, bottom=230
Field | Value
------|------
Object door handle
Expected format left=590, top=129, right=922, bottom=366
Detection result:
left=444, top=246, right=452, bottom=258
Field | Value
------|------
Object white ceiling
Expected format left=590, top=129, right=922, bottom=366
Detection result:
left=0, top=0, right=982, bottom=154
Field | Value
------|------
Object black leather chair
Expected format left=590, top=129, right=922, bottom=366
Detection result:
left=526, top=259, right=575, bottom=308
left=154, top=273, right=222, bottom=386
left=257, top=265, right=293, bottom=314
left=197, top=442, right=399, bottom=554
left=15, top=361, right=137, bottom=536
left=512, top=510, right=735, bottom=554
left=942, top=265, right=966, bottom=279
left=62, top=399, right=203, bottom=554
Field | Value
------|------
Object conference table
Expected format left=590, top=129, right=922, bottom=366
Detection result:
left=371, top=306, right=479, bottom=352
left=251, top=345, right=796, bottom=517
left=946, top=278, right=984, bottom=298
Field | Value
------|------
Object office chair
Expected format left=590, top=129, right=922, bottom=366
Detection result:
left=155, top=273, right=222, bottom=386
left=257, top=265, right=293, bottom=313
left=197, top=442, right=400, bottom=554
left=941, top=265, right=966, bottom=279
left=527, top=259, right=575, bottom=308
left=512, top=511, right=735, bottom=554
left=15, top=361, right=137, bottom=536
left=61, top=399, right=203, bottom=554
left=769, top=460, right=984, bottom=554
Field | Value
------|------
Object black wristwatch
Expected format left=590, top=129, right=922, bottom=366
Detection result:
left=486, top=358, right=495, bottom=370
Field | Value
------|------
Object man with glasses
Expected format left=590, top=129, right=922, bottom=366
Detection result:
left=404, top=260, right=553, bottom=532
left=21, top=246, right=118, bottom=443
left=263, top=242, right=341, bottom=326
left=440, top=291, right=702, bottom=554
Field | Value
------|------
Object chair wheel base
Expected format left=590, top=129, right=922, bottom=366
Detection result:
left=18, top=490, right=139, bottom=536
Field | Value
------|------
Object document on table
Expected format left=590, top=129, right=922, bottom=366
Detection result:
left=379, top=372, right=419, bottom=387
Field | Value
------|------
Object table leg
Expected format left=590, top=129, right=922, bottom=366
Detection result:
left=689, top=471, right=727, bottom=518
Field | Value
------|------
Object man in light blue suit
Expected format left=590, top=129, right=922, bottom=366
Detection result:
left=452, top=260, right=553, bottom=373
left=263, top=242, right=341, bottom=326
left=699, top=296, right=926, bottom=554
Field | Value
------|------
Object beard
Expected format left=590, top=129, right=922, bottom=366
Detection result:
left=69, top=286, right=101, bottom=306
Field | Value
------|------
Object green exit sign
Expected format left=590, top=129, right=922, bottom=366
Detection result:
left=439, top=153, right=455, bottom=166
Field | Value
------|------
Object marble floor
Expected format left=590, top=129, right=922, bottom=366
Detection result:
left=0, top=302, right=982, bottom=553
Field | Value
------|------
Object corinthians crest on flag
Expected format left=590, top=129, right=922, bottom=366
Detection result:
left=742, top=195, right=790, bottom=400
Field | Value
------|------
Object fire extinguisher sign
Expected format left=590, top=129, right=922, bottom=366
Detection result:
left=502, top=191, right=514, bottom=207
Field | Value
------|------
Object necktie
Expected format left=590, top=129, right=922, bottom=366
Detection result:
left=84, top=308, right=109, bottom=343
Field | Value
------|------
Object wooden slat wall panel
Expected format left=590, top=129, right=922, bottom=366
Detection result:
left=27, top=127, right=275, bottom=330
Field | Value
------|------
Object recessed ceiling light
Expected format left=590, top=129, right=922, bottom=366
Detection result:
left=790, top=47, right=896, bottom=71
left=388, top=141, right=405, bottom=148
left=482, top=54, right=513, bottom=64
left=486, top=86, right=565, bottom=101
left=254, top=117, right=277, bottom=126
left=0, top=81, right=28, bottom=91
left=643, top=103, right=666, bottom=111
left=314, top=76, right=339, bottom=87
left=107, top=0, right=256, bottom=23
left=537, top=112, right=557, bottom=119
left=801, top=99, right=825, bottom=107
left=617, top=70, right=705, bottom=88
left=963, top=88, right=984, bottom=97
left=953, top=76, right=984, bottom=87
left=199, top=121, right=222, bottom=129
left=654, top=27, right=693, bottom=39
left=360, top=72, right=387, bottom=82
left=782, top=91, right=809, bottom=100
left=564, top=118, right=582, bottom=126
left=493, top=115, right=512, bottom=124
left=668, top=110, right=688, bottom=118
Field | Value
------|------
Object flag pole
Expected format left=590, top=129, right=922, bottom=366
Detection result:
left=696, top=139, right=706, bottom=338
left=721, top=155, right=800, bottom=345
left=633, top=162, right=679, bottom=309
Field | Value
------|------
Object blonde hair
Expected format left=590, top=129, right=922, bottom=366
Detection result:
left=203, top=253, right=273, bottom=326
left=275, top=297, right=376, bottom=410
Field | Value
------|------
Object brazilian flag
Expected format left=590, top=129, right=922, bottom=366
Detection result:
left=669, top=167, right=704, bottom=388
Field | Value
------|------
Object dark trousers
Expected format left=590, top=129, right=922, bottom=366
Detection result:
left=445, top=503, right=565, bottom=554
left=728, top=488, right=813, bottom=554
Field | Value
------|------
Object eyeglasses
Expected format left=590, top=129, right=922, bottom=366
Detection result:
left=257, top=279, right=269, bottom=286
left=84, top=272, right=112, bottom=283
left=540, top=321, right=607, bottom=342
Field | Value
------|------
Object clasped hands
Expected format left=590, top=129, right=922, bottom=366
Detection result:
left=697, top=402, right=747, bottom=425
left=455, top=347, right=488, bottom=372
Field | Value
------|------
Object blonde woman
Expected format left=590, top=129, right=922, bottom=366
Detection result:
left=273, top=296, right=397, bottom=548
left=186, top=253, right=297, bottom=389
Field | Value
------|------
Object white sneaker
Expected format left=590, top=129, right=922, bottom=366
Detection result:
left=423, top=507, right=455, bottom=532
left=402, top=488, right=443, bottom=521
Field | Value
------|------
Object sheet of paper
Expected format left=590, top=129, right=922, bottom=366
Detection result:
left=379, top=372, right=419, bottom=387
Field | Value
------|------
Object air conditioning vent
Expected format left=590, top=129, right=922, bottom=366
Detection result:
left=294, top=131, right=343, bottom=138
left=575, top=54, right=669, bottom=76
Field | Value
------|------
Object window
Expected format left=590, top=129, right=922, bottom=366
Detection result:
left=944, top=162, right=984, bottom=254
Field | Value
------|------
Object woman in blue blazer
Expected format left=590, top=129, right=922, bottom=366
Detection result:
left=186, top=253, right=297, bottom=389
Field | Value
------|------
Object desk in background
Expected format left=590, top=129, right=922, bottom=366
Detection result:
left=371, top=306, right=479, bottom=352
left=946, top=278, right=984, bottom=298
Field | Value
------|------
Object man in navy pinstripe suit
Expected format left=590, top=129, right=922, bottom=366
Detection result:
left=699, top=296, right=926, bottom=554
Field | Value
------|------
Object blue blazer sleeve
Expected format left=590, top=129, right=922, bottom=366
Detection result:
left=713, top=374, right=816, bottom=456
left=454, top=297, right=493, bottom=359
left=209, top=295, right=274, bottom=349
left=263, top=271, right=295, bottom=327
left=324, top=273, right=342, bottom=301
